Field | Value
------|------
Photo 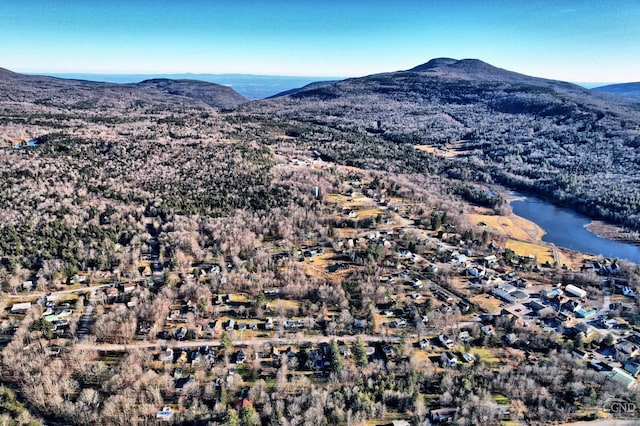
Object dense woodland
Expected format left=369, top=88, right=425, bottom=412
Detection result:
left=0, top=62, right=640, bottom=425
left=241, top=59, right=640, bottom=230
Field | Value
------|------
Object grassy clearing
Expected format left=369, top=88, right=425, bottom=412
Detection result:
left=366, top=413, right=413, bottom=425
left=267, top=299, right=301, bottom=311
left=302, top=251, right=337, bottom=281
left=505, top=239, right=555, bottom=265
left=470, top=294, right=502, bottom=313
left=470, top=211, right=545, bottom=242
left=354, top=207, right=383, bottom=219
left=327, top=193, right=349, bottom=203
left=470, top=348, right=501, bottom=365
left=492, top=393, right=510, bottom=405
left=333, top=227, right=358, bottom=238
left=414, top=144, right=461, bottom=158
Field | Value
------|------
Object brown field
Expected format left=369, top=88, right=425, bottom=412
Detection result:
left=470, top=294, right=502, bottom=313
left=355, top=207, right=384, bottom=219
left=505, top=239, right=555, bottom=265
left=414, top=144, right=464, bottom=158
left=470, top=210, right=545, bottom=242
left=301, top=250, right=355, bottom=283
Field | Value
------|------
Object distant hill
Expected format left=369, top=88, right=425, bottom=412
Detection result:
left=43, top=72, right=341, bottom=99
left=0, top=68, right=247, bottom=110
left=592, top=82, right=640, bottom=99
left=135, top=78, right=247, bottom=109
left=243, top=57, right=640, bottom=230
left=267, top=80, right=337, bottom=98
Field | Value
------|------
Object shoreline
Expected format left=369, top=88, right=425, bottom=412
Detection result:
left=584, top=220, right=640, bottom=247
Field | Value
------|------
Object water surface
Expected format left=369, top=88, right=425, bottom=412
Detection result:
left=510, top=194, right=640, bottom=264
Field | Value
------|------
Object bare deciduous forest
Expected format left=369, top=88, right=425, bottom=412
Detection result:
left=0, top=62, right=639, bottom=425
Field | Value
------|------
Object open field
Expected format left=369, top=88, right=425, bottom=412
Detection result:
left=505, top=239, right=555, bottom=265
left=414, top=142, right=466, bottom=158
left=470, top=208, right=545, bottom=242
left=470, top=294, right=502, bottom=313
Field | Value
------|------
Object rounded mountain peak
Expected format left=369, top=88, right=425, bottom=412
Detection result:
left=407, top=58, right=458, bottom=72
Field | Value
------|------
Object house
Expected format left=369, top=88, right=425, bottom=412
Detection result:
left=468, top=267, right=484, bottom=278
left=156, top=407, right=174, bottom=421
left=603, top=368, right=637, bottom=390
left=226, top=319, right=235, bottom=331
left=575, top=308, right=597, bottom=319
left=481, top=325, right=496, bottom=336
left=419, top=338, right=430, bottom=349
left=392, top=318, right=407, bottom=328
left=503, top=333, right=519, bottom=346
left=436, top=290, right=454, bottom=303
left=439, top=334, right=454, bottom=348
left=528, top=300, right=547, bottom=311
left=159, top=348, right=174, bottom=363
left=484, top=255, right=497, bottom=265
left=572, top=349, right=588, bottom=360
left=621, top=286, right=637, bottom=297
left=462, top=353, right=476, bottom=363
left=623, top=361, right=640, bottom=377
left=354, top=318, right=367, bottom=328
left=492, top=289, right=516, bottom=304
left=382, top=343, right=395, bottom=357
left=121, top=282, right=136, bottom=293
left=442, top=352, right=458, bottom=367
left=541, top=288, right=563, bottom=300
left=458, top=331, right=472, bottom=343
left=105, top=286, right=119, bottom=301
left=176, top=327, right=187, bottom=340
left=431, top=407, right=458, bottom=423
left=615, top=340, right=639, bottom=359
left=21, top=281, right=34, bottom=291
left=264, top=318, right=274, bottom=330
left=575, top=322, right=596, bottom=337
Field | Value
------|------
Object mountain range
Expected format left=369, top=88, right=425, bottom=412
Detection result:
left=2, top=58, right=640, bottom=229
left=0, top=67, right=247, bottom=110
left=593, top=82, right=640, bottom=99
left=244, top=58, right=640, bottom=229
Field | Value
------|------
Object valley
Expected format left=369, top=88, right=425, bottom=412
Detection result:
left=0, top=60, right=639, bottom=425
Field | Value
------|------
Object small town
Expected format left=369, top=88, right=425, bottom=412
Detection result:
left=2, top=149, right=639, bottom=425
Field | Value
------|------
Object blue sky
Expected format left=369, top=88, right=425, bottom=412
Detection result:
left=1, top=0, right=638, bottom=82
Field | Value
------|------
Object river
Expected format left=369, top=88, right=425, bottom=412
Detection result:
left=509, top=193, right=640, bottom=264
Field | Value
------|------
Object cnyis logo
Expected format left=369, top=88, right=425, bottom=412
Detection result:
left=603, top=398, right=637, bottom=417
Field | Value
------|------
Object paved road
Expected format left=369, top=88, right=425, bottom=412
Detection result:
left=77, top=289, right=97, bottom=341
left=7, top=283, right=112, bottom=299
left=76, top=333, right=409, bottom=352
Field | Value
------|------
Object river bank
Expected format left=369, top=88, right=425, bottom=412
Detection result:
left=585, top=220, right=640, bottom=247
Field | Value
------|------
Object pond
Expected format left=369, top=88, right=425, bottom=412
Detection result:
left=509, top=193, right=640, bottom=264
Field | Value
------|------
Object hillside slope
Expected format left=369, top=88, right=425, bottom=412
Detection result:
left=0, top=68, right=246, bottom=110
left=135, top=78, right=247, bottom=109
left=241, top=58, right=640, bottom=229
left=593, top=82, right=640, bottom=99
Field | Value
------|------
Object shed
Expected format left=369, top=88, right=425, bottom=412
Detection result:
left=10, top=302, right=31, bottom=313
left=565, top=284, right=587, bottom=298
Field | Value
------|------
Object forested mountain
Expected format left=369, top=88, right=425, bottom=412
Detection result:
left=135, top=78, right=247, bottom=109
left=2, top=63, right=640, bottom=425
left=241, top=58, right=640, bottom=229
left=593, top=82, right=640, bottom=99
left=0, top=68, right=246, bottom=111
